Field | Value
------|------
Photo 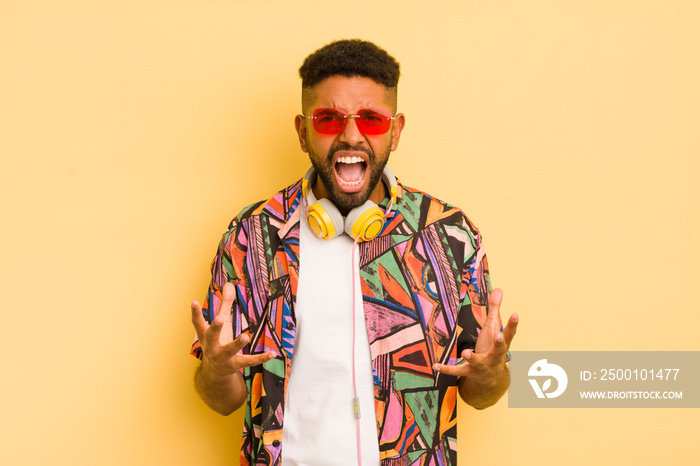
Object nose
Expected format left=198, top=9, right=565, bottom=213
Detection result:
left=338, top=115, right=365, bottom=146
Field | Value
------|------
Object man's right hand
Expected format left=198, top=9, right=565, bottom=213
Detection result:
left=191, top=282, right=275, bottom=414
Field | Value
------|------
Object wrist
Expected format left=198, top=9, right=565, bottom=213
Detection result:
left=459, top=365, right=510, bottom=409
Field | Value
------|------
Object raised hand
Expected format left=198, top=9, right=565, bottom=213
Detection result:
left=433, top=289, right=518, bottom=403
left=191, top=282, right=275, bottom=414
left=191, top=282, right=275, bottom=377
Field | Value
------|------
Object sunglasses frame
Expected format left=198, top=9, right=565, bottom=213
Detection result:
left=302, top=108, right=396, bottom=135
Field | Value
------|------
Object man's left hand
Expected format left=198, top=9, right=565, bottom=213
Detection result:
left=433, top=288, right=518, bottom=387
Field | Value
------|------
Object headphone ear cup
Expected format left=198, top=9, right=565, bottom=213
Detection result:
left=307, top=197, right=344, bottom=240
left=345, top=201, right=385, bottom=242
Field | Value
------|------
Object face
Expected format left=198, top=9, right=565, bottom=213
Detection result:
left=295, top=76, right=405, bottom=214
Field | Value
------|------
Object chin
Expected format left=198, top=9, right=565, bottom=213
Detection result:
left=324, top=185, right=367, bottom=212
left=308, top=143, right=390, bottom=212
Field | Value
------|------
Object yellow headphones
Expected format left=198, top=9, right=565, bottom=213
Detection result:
left=301, top=166, right=398, bottom=242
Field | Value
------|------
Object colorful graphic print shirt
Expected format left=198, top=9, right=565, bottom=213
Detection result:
left=191, top=177, right=491, bottom=465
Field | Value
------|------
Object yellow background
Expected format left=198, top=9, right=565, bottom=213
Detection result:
left=1, top=1, right=698, bottom=464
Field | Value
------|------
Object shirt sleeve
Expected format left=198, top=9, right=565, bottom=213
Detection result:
left=456, top=221, right=492, bottom=355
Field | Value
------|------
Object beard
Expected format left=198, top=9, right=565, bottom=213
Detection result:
left=308, top=141, right=391, bottom=213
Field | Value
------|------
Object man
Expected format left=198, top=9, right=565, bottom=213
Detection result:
left=190, top=39, right=518, bottom=465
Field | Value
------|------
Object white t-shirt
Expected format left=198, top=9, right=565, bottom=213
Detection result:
left=280, top=204, right=380, bottom=465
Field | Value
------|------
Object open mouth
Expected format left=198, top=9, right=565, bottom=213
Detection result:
left=334, top=155, right=367, bottom=192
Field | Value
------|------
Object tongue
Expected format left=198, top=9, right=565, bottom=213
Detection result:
left=336, top=163, right=364, bottom=182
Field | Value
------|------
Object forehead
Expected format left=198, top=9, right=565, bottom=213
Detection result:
left=307, top=76, right=392, bottom=111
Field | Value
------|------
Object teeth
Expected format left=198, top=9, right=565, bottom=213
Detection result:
left=341, top=179, right=361, bottom=186
left=337, top=156, right=364, bottom=164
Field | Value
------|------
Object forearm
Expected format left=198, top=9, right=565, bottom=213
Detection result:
left=458, top=365, right=509, bottom=410
left=194, top=361, right=247, bottom=415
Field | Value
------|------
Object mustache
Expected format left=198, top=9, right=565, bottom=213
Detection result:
left=327, top=143, right=373, bottom=162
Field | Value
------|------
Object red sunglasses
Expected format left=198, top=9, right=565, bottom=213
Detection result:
left=303, top=108, right=396, bottom=135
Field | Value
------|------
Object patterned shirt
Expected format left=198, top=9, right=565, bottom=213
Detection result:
left=191, top=176, right=491, bottom=465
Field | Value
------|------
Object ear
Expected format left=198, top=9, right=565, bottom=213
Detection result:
left=390, top=113, right=405, bottom=151
left=295, top=115, right=309, bottom=153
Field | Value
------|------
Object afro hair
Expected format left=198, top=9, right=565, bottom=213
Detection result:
left=299, top=39, right=400, bottom=89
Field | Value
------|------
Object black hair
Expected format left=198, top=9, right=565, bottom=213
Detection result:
left=299, top=39, right=400, bottom=90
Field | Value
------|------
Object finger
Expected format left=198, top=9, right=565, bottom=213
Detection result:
left=216, top=282, right=236, bottom=321
left=221, top=333, right=251, bottom=357
left=205, top=309, right=226, bottom=348
left=466, top=345, right=507, bottom=373
left=502, top=313, right=519, bottom=348
left=485, top=288, right=503, bottom=328
left=433, top=350, right=476, bottom=376
left=433, top=359, right=469, bottom=376
left=490, top=333, right=510, bottom=362
left=463, top=349, right=487, bottom=369
left=205, top=283, right=235, bottom=347
left=220, top=334, right=276, bottom=369
left=493, top=331, right=505, bottom=348
left=234, top=351, right=277, bottom=369
left=191, top=300, right=209, bottom=342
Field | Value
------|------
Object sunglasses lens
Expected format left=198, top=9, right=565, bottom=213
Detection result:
left=312, top=109, right=346, bottom=134
left=310, top=109, right=392, bottom=135
left=356, top=109, right=391, bottom=135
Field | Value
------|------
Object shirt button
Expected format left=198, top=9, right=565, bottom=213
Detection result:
left=276, top=380, right=284, bottom=389
left=286, top=322, right=294, bottom=330
left=272, top=440, right=280, bottom=447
